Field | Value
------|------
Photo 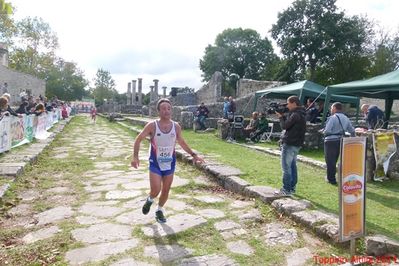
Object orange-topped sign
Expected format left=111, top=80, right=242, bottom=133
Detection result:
left=339, top=137, right=367, bottom=242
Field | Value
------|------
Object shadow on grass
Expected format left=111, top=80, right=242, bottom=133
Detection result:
left=368, top=179, right=399, bottom=193
left=366, top=220, right=399, bottom=242
left=366, top=191, right=399, bottom=210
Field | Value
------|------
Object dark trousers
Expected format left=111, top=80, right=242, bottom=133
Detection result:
left=324, top=139, right=341, bottom=183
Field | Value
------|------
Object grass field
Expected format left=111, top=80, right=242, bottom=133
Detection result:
left=180, top=129, right=399, bottom=241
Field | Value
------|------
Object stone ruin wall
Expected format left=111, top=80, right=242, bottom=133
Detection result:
left=195, top=72, right=223, bottom=104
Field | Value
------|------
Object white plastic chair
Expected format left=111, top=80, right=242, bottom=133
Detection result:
left=260, top=123, right=274, bottom=142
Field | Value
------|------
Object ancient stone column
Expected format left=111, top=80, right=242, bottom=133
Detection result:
left=162, top=86, right=167, bottom=98
left=153, top=79, right=159, bottom=99
left=132, top=80, right=137, bottom=105
left=150, top=85, right=155, bottom=102
left=138, top=78, right=143, bottom=105
left=127, top=82, right=132, bottom=105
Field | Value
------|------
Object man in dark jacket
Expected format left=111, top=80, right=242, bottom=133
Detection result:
left=195, top=102, right=209, bottom=130
left=275, top=95, right=306, bottom=196
left=361, top=104, right=384, bottom=129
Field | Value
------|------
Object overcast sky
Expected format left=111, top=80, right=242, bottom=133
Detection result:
left=9, top=0, right=399, bottom=94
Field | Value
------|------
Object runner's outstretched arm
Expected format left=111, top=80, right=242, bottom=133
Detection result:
left=175, top=123, right=205, bottom=164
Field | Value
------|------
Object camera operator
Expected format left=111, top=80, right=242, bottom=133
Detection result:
left=274, top=96, right=306, bottom=197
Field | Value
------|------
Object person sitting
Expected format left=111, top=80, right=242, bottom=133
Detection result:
left=249, top=112, right=269, bottom=142
left=361, top=104, right=385, bottom=129
left=194, top=102, right=209, bottom=130
left=244, top=112, right=259, bottom=138
left=305, top=98, right=319, bottom=123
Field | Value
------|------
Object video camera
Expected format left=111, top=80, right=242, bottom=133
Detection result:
left=266, top=102, right=289, bottom=115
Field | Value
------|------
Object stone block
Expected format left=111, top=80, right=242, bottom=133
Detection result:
left=0, top=162, right=26, bottom=176
left=0, top=183, right=11, bottom=198
left=291, top=210, right=338, bottom=228
left=366, top=235, right=399, bottom=256
left=271, top=198, right=312, bottom=215
left=243, top=186, right=281, bottom=203
left=205, top=164, right=242, bottom=178
left=315, top=223, right=339, bottom=243
left=223, top=176, right=250, bottom=194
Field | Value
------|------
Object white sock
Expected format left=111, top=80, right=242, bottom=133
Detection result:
left=147, top=196, right=154, bottom=203
left=157, top=206, right=164, bottom=212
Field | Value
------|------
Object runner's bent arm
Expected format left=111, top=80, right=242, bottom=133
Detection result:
left=131, top=122, right=154, bottom=168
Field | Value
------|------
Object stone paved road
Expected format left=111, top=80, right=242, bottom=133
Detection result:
left=0, top=115, right=348, bottom=265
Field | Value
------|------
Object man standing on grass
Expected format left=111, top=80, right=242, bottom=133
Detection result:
left=274, top=96, right=306, bottom=197
left=322, top=102, right=355, bottom=185
left=131, top=98, right=204, bottom=223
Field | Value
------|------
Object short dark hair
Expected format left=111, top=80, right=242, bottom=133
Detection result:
left=156, top=98, right=172, bottom=111
left=287, top=95, right=301, bottom=106
left=332, top=102, right=343, bottom=111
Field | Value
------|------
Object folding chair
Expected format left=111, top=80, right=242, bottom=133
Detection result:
left=260, top=123, right=274, bottom=142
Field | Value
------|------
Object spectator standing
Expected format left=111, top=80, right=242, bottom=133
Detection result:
left=322, top=102, right=355, bottom=185
left=2, top=82, right=8, bottom=94
left=16, top=101, right=30, bottom=114
left=0, top=96, right=10, bottom=119
left=2, top=93, right=20, bottom=117
left=91, top=107, right=97, bottom=124
left=61, top=103, right=68, bottom=119
left=223, top=97, right=230, bottom=119
left=275, top=96, right=306, bottom=196
left=228, top=96, right=236, bottom=116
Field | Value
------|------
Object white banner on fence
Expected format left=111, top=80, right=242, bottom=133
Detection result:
left=0, top=116, right=11, bottom=153
left=35, top=114, right=52, bottom=140
left=11, top=115, right=29, bottom=148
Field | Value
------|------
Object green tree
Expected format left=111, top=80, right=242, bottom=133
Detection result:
left=8, top=17, right=58, bottom=78
left=143, top=92, right=150, bottom=105
left=261, top=58, right=305, bottom=83
left=114, top=92, right=127, bottom=105
left=368, top=29, right=399, bottom=77
left=199, top=28, right=277, bottom=82
left=0, top=0, right=15, bottom=43
left=271, top=0, right=372, bottom=82
left=46, top=59, right=89, bottom=101
left=0, top=0, right=12, bottom=14
left=90, top=68, right=117, bottom=106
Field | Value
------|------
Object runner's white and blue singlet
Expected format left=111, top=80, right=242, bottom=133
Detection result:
left=149, top=120, right=177, bottom=176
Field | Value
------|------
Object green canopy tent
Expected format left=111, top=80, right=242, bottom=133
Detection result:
left=254, top=80, right=359, bottom=112
left=323, top=69, right=399, bottom=126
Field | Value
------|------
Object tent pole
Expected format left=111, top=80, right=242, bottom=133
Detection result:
left=385, top=98, right=393, bottom=129
left=355, top=98, right=360, bottom=126
left=321, top=88, right=331, bottom=126
left=253, top=94, right=259, bottom=112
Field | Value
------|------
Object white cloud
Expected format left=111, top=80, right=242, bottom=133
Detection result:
left=9, top=0, right=399, bottom=93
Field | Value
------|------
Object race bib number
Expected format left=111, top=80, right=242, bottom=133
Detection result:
left=157, top=146, right=173, bottom=163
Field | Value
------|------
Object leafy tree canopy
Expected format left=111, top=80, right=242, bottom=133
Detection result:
left=200, top=28, right=277, bottom=82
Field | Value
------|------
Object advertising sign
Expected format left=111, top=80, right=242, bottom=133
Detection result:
left=339, top=137, right=367, bottom=242
left=372, top=132, right=397, bottom=180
